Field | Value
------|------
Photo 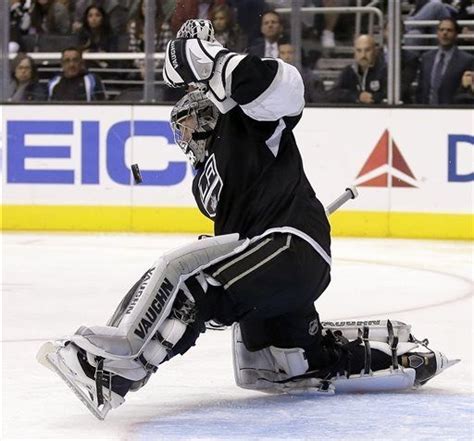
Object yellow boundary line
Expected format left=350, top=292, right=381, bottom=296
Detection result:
left=1, top=205, right=472, bottom=240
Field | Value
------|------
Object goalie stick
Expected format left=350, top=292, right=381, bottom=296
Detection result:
left=325, top=186, right=358, bottom=215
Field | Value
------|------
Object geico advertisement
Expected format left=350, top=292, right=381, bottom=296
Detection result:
left=1, top=105, right=195, bottom=206
left=1, top=106, right=473, bottom=213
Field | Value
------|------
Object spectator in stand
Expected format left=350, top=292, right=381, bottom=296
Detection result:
left=10, top=1, right=32, bottom=49
left=278, top=39, right=325, bottom=103
left=416, top=18, right=474, bottom=104
left=143, top=0, right=176, bottom=53
left=171, top=0, right=226, bottom=34
left=72, top=0, right=129, bottom=35
left=77, top=5, right=117, bottom=53
left=405, top=0, right=457, bottom=49
left=28, top=0, right=71, bottom=35
left=209, top=4, right=247, bottom=53
left=9, top=53, right=47, bottom=102
left=326, top=34, right=387, bottom=104
left=48, top=47, right=107, bottom=101
left=247, top=10, right=284, bottom=58
left=227, top=0, right=265, bottom=44
left=127, top=0, right=164, bottom=70
left=456, top=0, right=474, bottom=44
left=453, top=69, right=474, bottom=104
left=312, top=0, right=353, bottom=50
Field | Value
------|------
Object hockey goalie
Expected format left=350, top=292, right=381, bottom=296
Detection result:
left=37, top=20, right=459, bottom=420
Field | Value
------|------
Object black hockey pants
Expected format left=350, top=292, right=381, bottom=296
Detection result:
left=199, top=233, right=330, bottom=349
left=197, top=232, right=392, bottom=375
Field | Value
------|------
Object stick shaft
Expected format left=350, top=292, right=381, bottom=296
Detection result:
left=325, top=186, right=358, bottom=215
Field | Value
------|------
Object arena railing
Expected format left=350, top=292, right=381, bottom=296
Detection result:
left=275, top=3, right=384, bottom=72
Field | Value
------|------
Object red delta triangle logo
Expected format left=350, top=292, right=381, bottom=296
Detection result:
left=355, top=130, right=417, bottom=188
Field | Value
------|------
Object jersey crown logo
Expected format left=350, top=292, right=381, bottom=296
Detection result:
left=198, top=153, right=223, bottom=218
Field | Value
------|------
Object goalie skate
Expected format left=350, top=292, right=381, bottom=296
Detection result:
left=37, top=341, right=126, bottom=420
left=401, top=349, right=460, bottom=387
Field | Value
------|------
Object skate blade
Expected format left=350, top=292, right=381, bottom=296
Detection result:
left=437, top=353, right=461, bottom=375
left=37, top=342, right=111, bottom=421
left=444, top=359, right=461, bottom=369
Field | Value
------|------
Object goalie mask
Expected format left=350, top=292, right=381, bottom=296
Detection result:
left=170, top=90, right=219, bottom=167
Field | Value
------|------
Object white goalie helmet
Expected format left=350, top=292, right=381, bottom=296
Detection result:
left=177, top=19, right=215, bottom=42
left=170, top=90, right=219, bottom=167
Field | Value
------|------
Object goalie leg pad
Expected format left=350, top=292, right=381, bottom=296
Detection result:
left=70, top=233, right=246, bottom=363
left=232, top=319, right=460, bottom=394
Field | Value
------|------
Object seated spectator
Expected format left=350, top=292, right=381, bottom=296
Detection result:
left=10, top=1, right=31, bottom=49
left=247, top=10, right=284, bottom=58
left=48, top=47, right=106, bottom=101
left=127, top=0, right=164, bottom=71
left=72, top=0, right=129, bottom=35
left=226, top=0, right=265, bottom=44
left=9, top=53, right=47, bottom=102
left=278, top=40, right=325, bottom=103
left=405, top=0, right=457, bottom=49
left=171, top=0, right=226, bottom=34
left=456, top=0, right=474, bottom=44
left=326, top=34, right=387, bottom=104
left=453, top=70, right=474, bottom=104
left=416, top=18, right=474, bottom=104
left=209, top=4, right=247, bottom=53
left=28, top=0, right=71, bottom=35
left=77, top=5, right=117, bottom=53
left=312, top=0, right=353, bottom=50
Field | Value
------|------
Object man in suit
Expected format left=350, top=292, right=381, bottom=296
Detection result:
left=416, top=18, right=474, bottom=105
left=246, top=10, right=283, bottom=58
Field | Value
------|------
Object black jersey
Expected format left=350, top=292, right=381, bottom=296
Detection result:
left=192, top=55, right=331, bottom=257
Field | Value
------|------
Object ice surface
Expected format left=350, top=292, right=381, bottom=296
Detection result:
left=2, top=233, right=473, bottom=440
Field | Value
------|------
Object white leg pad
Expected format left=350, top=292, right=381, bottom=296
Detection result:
left=269, top=346, right=309, bottom=377
left=232, top=323, right=288, bottom=390
left=232, top=322, right=421, bottom=395
left=68, top=233, right=247, bottom=363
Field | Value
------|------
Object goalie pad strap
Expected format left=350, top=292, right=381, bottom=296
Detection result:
left=362, top=326, right=371, bottom=375
left=387, top=320, right=400, bottom=369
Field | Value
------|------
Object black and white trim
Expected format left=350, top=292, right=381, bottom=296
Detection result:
left=240, top=59, right=305, bottom=122
left=209, top=234, right=293, bottom=289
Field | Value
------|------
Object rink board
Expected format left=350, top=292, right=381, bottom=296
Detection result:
left=1, top=105, right=472, bottom=239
